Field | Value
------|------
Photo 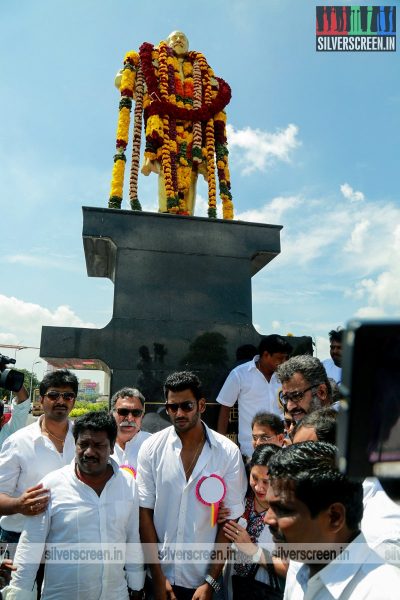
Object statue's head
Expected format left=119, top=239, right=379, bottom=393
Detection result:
left=167, top=31, right=189, bottom=56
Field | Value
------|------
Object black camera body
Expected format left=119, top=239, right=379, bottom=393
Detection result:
left=338, top=321, right=400, bottom=488
left=0, top=353, right=25, bottom=393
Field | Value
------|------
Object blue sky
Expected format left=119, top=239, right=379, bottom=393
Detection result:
left=1, top=0, right=399, bottom=388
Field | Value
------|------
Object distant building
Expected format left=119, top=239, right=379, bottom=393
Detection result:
left=78, top=379, right=100, bottom=396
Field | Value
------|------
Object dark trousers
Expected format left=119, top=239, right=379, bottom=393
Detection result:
left=145, top=576, right=197, bottom=600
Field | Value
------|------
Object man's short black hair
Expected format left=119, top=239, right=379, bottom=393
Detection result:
left=258, top=335, right=292, bottom=357
left=250, top=443, right=279, bottom=468
left=164, top=371, right=203, bottom=401
left=236, top=344, right=257, bottom=362
left=251, top=411, right=284, bottom=435
left=110, top=387, right=145, bottom=409
left=329, top=328, right=343, bottom=343
left=73, top=411, right=117, bottom=446
left=39, top=369, right=79, bottom=397
left=268, top=442, right=363, bottom=531
left=295, top=408, right=337, bottom=444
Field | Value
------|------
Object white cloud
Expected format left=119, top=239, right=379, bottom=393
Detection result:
left=248, top=186, right=400, bottom=326
left=314, top=335, right=330, bottom=361
left=355, top=306, right=386, bottom=318
left=271, top=320, right=280, bottom=330
left=236, top=195, right=302, bottom=224
left=344, top=219, right=370, bottom=253
left=340, top=183, right=365, bottom=202
left=5, top=254, right=80, bottom=271
left=0, top=295, right=96, bottom=344
left=227, top=123, right=300, bottom=175
left=0, top=295, right=99, bottom=379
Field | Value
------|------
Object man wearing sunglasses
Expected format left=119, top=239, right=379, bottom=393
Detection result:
left=137, top=371, right=247, bottom=600
left=276, top=355, right=332, bottom=424
left=0, top=369, right=77, bottom=553
left=110, top=387, right=151, bottom=471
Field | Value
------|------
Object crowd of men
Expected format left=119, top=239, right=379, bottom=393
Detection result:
left=0, top=328, right=399, bottom=599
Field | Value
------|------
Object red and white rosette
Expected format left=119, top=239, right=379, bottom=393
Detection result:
left=120, top=464, right=136, bottom=478
left=196, top=474, right=226, bottom=527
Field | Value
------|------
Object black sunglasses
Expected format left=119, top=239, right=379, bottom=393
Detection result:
left=115, top=408, right=143, bottom=418
left=279, top=385, right=319, bottom=405
left=45, top=391, right=76, bottom=401
left=165, top=401, right=196, bottom=413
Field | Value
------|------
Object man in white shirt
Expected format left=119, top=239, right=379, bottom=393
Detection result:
left=217, top=335, right=292, bottom=459
left=322, top=327, right=343, bottom=384
left=0, top=369, right=78, bottom=546
left=110, top=387, right=151, bottom=472
left=265, top=442, right=400, bottom=600
left=0, top=384, right=30, bottom=450
left=138, top=371, right=247, bottom=600
left=293, top=410, right=400, bottom=563
left=4, top=411, right=144, bottom=599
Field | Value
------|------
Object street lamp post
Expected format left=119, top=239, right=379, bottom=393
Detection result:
left=29, top=360, right=41, bottom=400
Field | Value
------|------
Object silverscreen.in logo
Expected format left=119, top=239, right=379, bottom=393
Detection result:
left=316, top=6, right=396, bottom=51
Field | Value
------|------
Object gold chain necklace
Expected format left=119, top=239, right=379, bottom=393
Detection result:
left=41, top=421, right=67, bottom=444
left=183, top=437, right=204, bottom=478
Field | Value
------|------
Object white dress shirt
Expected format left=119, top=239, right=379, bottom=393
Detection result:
left=362, top=477, right=400, bottom=559
left=0, top=418, right=75, bottom=533
left=7, top=459, right=144, bottom=599
left=111, top=430, right=152, bottom=471
left=216, top=356, right=282, bottom=457
left=0, top=398, right=30, bottom=449
left=283, top=533, right=400, bottom=600
left=137, top=422, right=247, bottom=589
left=322, top=358, right=342, bottom=384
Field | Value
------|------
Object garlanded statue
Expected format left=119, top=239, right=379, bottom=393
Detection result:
left=109, top=31, right=234, bottom=218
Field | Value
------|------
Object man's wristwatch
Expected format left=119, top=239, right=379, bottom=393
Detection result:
left=205, top=574, right=222, bottom=593
left=251, top=545, right=263, bottom=563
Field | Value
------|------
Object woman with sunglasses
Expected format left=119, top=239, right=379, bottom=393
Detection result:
left=222, top=444, right=285, bottom=600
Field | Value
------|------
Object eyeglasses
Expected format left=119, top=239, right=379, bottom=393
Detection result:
left=45, top=391, right=76, bottom=401
left=165, top=401, right=196, bottom=413
left=115, top=408, right=143, bottom=418
left=252, top=433, right=277, bottom=442
left=279, top=385, right=319, bottom=405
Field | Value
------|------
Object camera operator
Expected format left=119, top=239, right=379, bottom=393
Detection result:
left=0, top=364, right=30, bottom=450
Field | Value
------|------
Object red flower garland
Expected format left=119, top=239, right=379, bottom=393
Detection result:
left=139, top=43, right=231, bottom=122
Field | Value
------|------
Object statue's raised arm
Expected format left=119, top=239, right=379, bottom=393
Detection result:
left=108, top=31, right=234, bottom=219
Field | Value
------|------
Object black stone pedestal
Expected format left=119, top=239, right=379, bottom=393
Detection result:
left=40, top=207, right=285, bottom=423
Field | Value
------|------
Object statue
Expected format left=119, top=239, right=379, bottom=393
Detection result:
left=108, top=31, right=234, bottom=219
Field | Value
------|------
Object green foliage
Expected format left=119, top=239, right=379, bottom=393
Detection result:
left=76, top=393, right=102, bottom=403
left=70, top=401, right=108, bottom=418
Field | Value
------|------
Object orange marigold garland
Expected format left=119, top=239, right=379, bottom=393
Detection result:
left=129, top=64, right=144, bottom=210
left=205, top=118, right=217, bottom=218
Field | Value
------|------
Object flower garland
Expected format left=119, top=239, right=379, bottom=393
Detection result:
left=129, top=64, right=144, bottom=210
left=109, top=42, right=234, bottom=218
left=109, top=51, right=140, bottom=209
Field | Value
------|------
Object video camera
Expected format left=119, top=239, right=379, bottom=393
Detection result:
left=0, top=353, right=25, bottom=393
left=337, top=321, right=400, bottom=491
